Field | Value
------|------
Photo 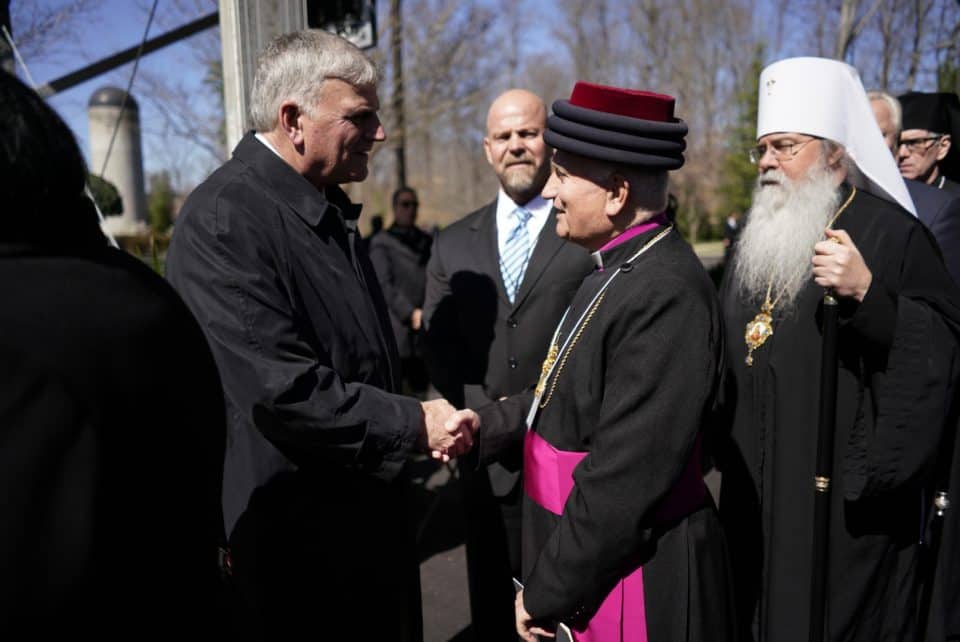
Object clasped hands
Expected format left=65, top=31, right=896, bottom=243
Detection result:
left=419, top=398, right=480, bottom=462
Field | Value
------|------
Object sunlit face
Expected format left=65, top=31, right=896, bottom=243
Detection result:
left=541, top=152, right=612, bottom=251
left=483, top=91, right=550, bottom=204
left=870, top=99, right=898, bottom=155
left=754, top=132, right=824, bottom=185
left=300, top=79, right=386, bottom=187
left=897, top=127, right=950, bottom=183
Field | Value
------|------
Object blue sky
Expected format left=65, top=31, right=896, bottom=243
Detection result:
left=14, top=1, right=221, bottom=187
left=13, top=0, right=950, bottom=191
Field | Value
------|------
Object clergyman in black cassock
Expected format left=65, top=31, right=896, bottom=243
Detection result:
left=479, top=81, right=735, bottom=642
left=716, top=57, right=960, bottom=642
left=423, top=88, right=594, bottom=640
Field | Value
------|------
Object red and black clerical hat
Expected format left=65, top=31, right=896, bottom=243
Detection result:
left=544, top=81, right=688, bottom=169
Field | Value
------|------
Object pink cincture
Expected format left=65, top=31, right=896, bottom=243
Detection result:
left=523, top=430, right=706, bottom=642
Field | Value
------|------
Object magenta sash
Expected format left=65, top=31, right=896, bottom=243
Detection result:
left=523, top=430, right=707, bottom=642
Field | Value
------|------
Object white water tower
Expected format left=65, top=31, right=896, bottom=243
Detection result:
left=88, top=86, right=148, bottom=235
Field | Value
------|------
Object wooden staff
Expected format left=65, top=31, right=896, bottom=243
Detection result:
left=809, top=293, right=840, bottom=642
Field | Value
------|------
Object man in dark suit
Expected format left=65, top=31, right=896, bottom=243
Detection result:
left=370, top=187, right=432, bottom=395
left=423, top=88, right=594, bottom=639
left=166, top=30, right=478, bottom=640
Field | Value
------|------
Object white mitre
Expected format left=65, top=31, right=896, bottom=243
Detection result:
left=757, top=56, right=916, bottom=217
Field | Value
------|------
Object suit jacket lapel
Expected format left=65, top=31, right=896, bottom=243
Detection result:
left=470, top=202, right=512, bottom=304
left=513, top=209, right=565, bottom=309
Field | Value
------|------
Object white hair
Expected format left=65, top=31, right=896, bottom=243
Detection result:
left=250, top=29, right=381, bottom=132
left=867, top=90, right=902, bottom=135
left=733, top=158, right=840, bottom=312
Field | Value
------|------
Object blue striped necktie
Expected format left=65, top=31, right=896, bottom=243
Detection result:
left=500, top=207, right=533, bottom=303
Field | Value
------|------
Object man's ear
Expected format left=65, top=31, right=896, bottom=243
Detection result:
left=936, top=135, right=952, bottom=162
left=604, top=173, right=630, bottom=217
left=482, top=136, right=494, bottom=167
left=278, top=101, right=305, bottom=146
left=826, top=143, right=845, bottom=170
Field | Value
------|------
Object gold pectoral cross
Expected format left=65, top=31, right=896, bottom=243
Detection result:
left=744, top=303, right=774, bottom=366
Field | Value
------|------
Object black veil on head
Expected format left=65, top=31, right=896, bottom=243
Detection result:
left=0, top=70, right=105, bottom=248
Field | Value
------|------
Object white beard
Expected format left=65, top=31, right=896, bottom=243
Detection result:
left=732, top=164, right=840, bottom=313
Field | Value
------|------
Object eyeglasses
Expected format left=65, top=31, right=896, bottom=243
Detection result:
left=897, top=135, right=943, bottom=154
left=748, top=138, right=817, bottom=164
left=397, top=200, right=419, bottom=208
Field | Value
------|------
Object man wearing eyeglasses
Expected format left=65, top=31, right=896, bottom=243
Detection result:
left=898, top=92, right=960, bottom=195
left=716, top=57, right=960, bottom=642
left=370, top=187, right=432, bottom=395
left=870, top=90, right=960, bottom=286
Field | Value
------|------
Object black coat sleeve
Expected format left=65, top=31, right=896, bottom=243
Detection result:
left=166, top=186, right=424, bottom=479
left=843, top=222, right=960, bottom=500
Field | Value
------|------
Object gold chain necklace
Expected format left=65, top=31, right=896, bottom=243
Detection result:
left=537, top=292, right=605, bottom=409
left=744, top=186, right=857, bottom=366
left=534, top=225, right=673, bottom=409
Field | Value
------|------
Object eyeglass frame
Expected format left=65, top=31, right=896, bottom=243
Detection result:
left=897, top=134, right=945, bottom=155
left=396, top=200, right=419, bottom=208
left=748, top=137, right=819, bottom=164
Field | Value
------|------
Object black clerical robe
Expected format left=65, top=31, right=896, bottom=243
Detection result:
left=480, top=223, right=735, bottom=640
left=718, top=185, right=960, bottom=642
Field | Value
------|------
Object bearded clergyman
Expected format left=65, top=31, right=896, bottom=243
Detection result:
left=715, top=57, right=960, bottom=642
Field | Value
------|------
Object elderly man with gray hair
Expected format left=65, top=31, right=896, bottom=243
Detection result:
left=718, top=57, right=960, bottom=642
left=166, top=30, right=477, bottom=640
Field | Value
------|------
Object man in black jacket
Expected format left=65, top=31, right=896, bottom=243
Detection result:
left=166, top=30, right=477, bottom=640
left=423, top=88, right=593, bottom=639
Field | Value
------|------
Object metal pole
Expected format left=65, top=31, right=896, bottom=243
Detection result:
left=0, top=0, right=12, bottom=74
left=35, top=12, right=219, bottom=97
left=809, top=293, right=840, bottom=642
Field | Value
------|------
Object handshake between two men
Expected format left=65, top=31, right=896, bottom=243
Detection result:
left=419, top=399, right=481, bottom=462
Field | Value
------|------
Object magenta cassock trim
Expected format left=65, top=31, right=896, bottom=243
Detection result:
left=523, top=429, right=707, bottom=641
left=596, top=214, right=669, bottom=253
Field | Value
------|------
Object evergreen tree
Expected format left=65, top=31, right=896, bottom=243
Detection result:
left=86, top=174, right=123, bottom=216
left=719, top=44, right=765, bottom=220
left=147, top=171, right=175, bottom=234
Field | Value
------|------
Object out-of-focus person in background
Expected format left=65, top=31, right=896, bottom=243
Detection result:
left=370, top=186, right=432, bottom=396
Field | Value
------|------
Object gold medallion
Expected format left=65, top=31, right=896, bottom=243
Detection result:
left=744, top=306, right=774, bottom=366
left=740, top=187, right=857, bottom=367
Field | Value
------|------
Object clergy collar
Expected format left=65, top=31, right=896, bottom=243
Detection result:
left=591, top=213, right=669, bottom=270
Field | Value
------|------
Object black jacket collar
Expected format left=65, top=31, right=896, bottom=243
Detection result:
left=233, top=132, right=362, bottom=228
